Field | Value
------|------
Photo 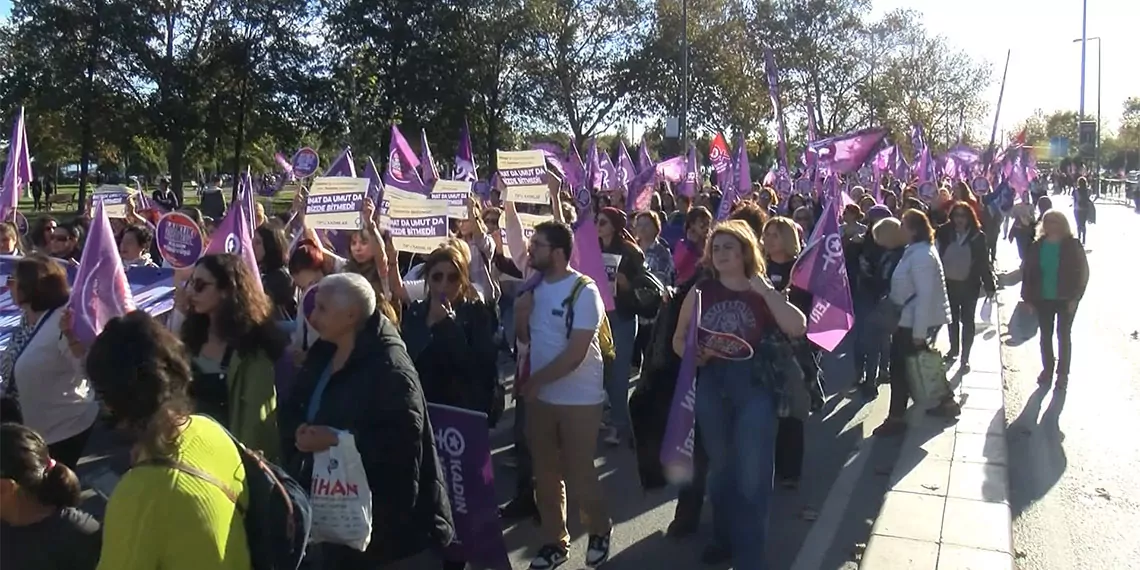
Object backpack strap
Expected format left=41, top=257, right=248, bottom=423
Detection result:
left=137, top=456, right=245, bottom=514
left=562, top=276, right=593, bottom=340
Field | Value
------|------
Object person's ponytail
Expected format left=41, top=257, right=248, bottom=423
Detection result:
left=34, top=461, right=83, bottom=508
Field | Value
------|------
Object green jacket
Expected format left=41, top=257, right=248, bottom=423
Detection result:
left=226, top=349, right=280, bottom=462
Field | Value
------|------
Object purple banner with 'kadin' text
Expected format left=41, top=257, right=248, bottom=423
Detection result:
left=427, top=403, right=510, bottom=570
left=660, top=289, right=701, bottom=483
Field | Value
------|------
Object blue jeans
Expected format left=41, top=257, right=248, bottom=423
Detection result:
left=696, top=359, right=777, bottom=570
left=854, top=295, right=888, bottom=384
left=605, top=312, right=637, bottom=438
left=498, top=293, right=516, bottom=349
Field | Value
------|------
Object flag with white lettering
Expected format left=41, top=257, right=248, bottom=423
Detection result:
left=790, top=176, right=854, bottom=352
left=427, top=403, right=510, bottom=570
left=660, top=289, right=701, bottom=483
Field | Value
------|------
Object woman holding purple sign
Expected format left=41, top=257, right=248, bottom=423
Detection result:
left=671, top=221, right=806, bottom=569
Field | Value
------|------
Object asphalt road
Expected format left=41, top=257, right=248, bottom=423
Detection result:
left=996, top=196, right=1140, bottom=570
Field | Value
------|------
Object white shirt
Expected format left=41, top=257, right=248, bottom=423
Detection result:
left=528, top=271, right=605, bottom=406
left=13, top=310, right=99, bottom=444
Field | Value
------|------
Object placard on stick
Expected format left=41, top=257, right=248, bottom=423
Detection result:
left=496, top=150, right=549, bottom=205
left=305, top=177, right=367, bottom=230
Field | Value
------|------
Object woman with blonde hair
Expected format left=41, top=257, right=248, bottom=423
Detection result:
left=400, top=244, right=499, bottom=415
left=1020, top=210, right=1088, bottom=390
left=672, top=219, right=807, bottom=568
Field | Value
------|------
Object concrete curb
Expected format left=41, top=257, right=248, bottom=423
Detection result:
left=860, top=299, right=1014, bottom=570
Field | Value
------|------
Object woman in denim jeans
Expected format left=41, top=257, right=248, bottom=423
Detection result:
left=672, top=221, right=807, bottom=569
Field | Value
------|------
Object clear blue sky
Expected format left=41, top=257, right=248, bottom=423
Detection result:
left=872, top=0, right=1139, bottom=135
left=3, top=0, right=1135, bottom=136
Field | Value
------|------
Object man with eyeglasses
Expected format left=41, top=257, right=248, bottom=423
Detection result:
left=515, top=220, right=613, bottom=569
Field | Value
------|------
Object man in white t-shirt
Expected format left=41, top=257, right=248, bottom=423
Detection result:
left=515, top=220, right=612, bottom=570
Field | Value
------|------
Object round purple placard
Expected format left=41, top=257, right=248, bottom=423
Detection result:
left=302, top=284, right=319, bottom=322
left=13, top=211, right=28, bottom=235
left=971, top=175, right=991, bottom=194
left=291, top=147, right=320, bottom=179
left=155, top=212, right=205, bottom=269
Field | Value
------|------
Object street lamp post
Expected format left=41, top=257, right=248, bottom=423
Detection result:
left=1073, top=36, right=1102, bottom=194
left=680, top=0, right=689, bottom=149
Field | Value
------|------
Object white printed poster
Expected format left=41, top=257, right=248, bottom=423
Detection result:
left=93, top=185, right=131, bottom=219
left=306, top=177, right=368, bottom=230
left=501, top=213, right=553, bottom=259
left=496, top=150, right=549, bottom=205
left=387, top=199, right=450, bottom=254
left=431, top=179, right=472, bottom=219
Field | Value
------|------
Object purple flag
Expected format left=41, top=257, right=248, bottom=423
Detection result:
left=565, top=145, right=586, bottom=191
left=677, top=144, right=699, bottom=197
left=454, top=119, right=478, bottom=182
left=789, top=176, right=854, bottom=352
left=585, top=138, right=604, bottom=191
left=637, top=139, right=654, bottom=173
left=1, top=107, right=31, bottom=221
left=660, top=288, right=701, bottom=483
left=910, top=124, right=927, bottom=164
left=363, top=157, right=383, bottom=205
left=427, top=403, right=511, bottom=570
left=204, top=183, right=262, bottom=291
left=764, top=50, right=789, bottom=170
left=385, top=125, right=425, bottom=194
left=325, top=147, right=357, bottom=177
left=67, top=201, right=136, bottom=345
left=419, top=129, right=440, bottom=186
left=807, top=128, right=888, bottom=175
left=625, top=165, right=658, bottom=212
left=655, top=155, right=685, bottom=183
left=599, top=151, right=619, bottom=192
left=616, top=141, right=636, bottom=195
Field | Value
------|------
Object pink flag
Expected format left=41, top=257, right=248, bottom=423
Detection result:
left=67, top=200, right=136, bottom=345
left=807, top=128, right=888, bottom=175
left=677, top=144, right=699, bottom=197
left=655, top=156, right=686, bottom=183
left=385, top=126, right=425, bottom=194
left=204, top=183, right=262, bottom=291
left=789, top=176, right=854, bottom=352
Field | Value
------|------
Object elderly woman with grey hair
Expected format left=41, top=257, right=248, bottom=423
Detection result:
left=279, top=272, right=455, bottom=570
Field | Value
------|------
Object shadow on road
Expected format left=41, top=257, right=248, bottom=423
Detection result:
left=1002, top=301, right=1039, bottom=347
left=1007, top=384, right=1068, bottom=518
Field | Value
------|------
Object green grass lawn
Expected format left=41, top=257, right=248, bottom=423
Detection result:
left=17, top=184, right=297, bottom=223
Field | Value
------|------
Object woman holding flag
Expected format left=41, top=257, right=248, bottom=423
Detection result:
left=671, top=220, right=806, bottom=569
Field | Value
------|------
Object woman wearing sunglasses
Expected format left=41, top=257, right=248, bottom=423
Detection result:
left=181, top=253, right=287, bottom=461
left=399, top=245, right=499, bottom=418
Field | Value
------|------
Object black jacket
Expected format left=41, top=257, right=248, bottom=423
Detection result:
left=935, top=225, right=997, bottom=295
left=400, top=298, right=498, bottom=415
left=281, top=312, right=455, bottom=564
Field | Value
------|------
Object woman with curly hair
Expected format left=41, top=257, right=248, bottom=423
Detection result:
left=85, top=311, right=255, bottom=569
left=181, top=253, right=286, bottom=460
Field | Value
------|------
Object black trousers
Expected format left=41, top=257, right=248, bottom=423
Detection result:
left=946, top=279, right=980, bottom=362
left=672, top=421, right=709, bottom=525
left=1036, top=300, right=1076, bottom=376
left=774, top=418, right=804, bottom=480
left=47, top=427, right=93, bottom=471
left=888, top=328, right=919, bottom=419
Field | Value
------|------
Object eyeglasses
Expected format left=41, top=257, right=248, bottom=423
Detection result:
left=189, top=278, right=216, bottom=293
left=430, top=272, right=460, bottom=284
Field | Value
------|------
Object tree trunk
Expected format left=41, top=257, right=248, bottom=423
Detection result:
left=231, top=76, right=248, bottom=202
left=76, top=1, right=103, bottom=212
left=167, top=135, right=187, bottom=207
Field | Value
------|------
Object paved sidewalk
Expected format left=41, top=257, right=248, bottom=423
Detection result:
left=860, top=299, right=1014, bottom=569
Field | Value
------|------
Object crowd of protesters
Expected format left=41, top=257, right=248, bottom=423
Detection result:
left=0, top=160, right=1090, bottom=570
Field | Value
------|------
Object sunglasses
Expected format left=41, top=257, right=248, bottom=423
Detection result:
left=189, top=278, right=216, bottom=293
left=430, top=272, right=460, bottom=284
